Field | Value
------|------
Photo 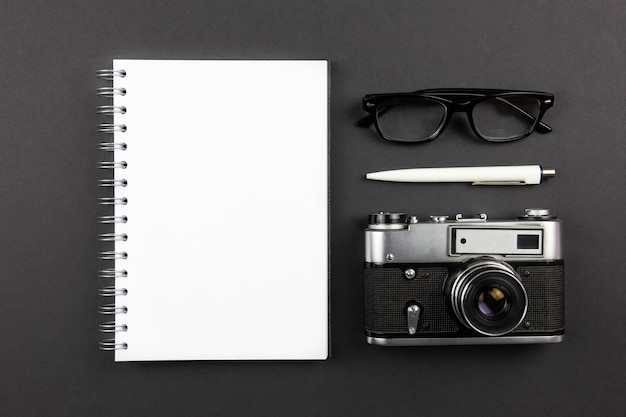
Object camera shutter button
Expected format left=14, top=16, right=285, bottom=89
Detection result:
left=519, top=208, right=557, bottom=220
left=525, top=208, right=550, bottom=217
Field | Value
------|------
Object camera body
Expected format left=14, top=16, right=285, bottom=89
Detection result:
left=364, top=208, right=564, bottom=346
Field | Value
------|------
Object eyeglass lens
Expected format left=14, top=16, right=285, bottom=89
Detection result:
left=375, top=95, right=541, bottom=142
left=375, top=98, right=446, bottom=142
left=472, top=96, right=541, bottom=141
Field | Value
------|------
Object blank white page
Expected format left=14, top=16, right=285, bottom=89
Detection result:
left=110, top=60, right=328, bottom=361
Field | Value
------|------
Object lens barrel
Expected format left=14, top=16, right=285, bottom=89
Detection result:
left=448, top=258, right=528, bottom=336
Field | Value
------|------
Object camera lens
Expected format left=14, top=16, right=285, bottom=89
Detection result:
left=448, top=258, right=527, bottom=336
left=477, top=287, right=507, bottom=317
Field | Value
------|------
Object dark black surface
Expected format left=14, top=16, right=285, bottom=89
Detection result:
left=1, top=1, right=625, bottom=416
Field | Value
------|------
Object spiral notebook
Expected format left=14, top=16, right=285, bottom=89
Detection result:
left=97, top=59, right=329, bottom=361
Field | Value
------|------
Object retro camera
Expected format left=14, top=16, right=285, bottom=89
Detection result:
left=364, top=208, right=564, bottom=345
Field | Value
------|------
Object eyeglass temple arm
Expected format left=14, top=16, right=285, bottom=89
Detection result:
left=536, top=121, right=552, bottom=133
left=357, top=105, right=394, bottom=127
left=357, top=114, right=375, bottom=127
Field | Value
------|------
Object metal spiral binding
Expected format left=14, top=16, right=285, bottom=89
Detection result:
left=99, top=179, right=128, bottom=187
left=98, top=142, right=127, bottom=152
left=98, top=197, right=128, bottom=205
left=99, top=339, right=128, bottom=351
left=99, top=304, right=128, bottom=314
left=98, top=68, right=128, bottom=351
left=97, top=105, right=127, bottom=115
left=96, top=69, right=126, bottom=80
left=99, top=322, right=128, bottom=333
left=98, top=269, right=128, bottom=279
left=97, top=123, right=127, bottom=133
left=98, top=251, right=128, bottom=260
left=99, top=161, right=128, bottom=169
left=99, top=286, right=128, bottom=297
left=96, top=87, right=127, bottom=98
left=98, top=215, right=127, bottom=224
left=98, top=232, right=128, bottom=242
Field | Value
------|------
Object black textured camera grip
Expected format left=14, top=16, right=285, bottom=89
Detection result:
left=515, top=264, right=565, bottom=331
left=364, top=266, right=458, bottom=335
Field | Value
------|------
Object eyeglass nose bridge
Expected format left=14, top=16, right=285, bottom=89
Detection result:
left=444, top=100, right=475, bottom=114
left=433, top=101, right=480, bottom=139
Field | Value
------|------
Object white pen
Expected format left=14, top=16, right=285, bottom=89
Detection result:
left=365, top=165, right=556, bottom=185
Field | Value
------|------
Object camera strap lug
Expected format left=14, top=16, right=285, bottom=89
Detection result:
left=407, top=304, right=421, bottom=335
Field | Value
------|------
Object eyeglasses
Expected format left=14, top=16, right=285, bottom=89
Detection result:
left=358, top=88, right=554, bottom=143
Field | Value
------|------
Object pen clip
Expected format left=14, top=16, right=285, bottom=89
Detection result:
left=471, top=181, right=527, bottom=186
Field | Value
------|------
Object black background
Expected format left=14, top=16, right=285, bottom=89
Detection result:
left=1, top=1, right=625, bottom=416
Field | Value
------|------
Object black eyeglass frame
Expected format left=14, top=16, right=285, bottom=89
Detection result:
left=358, top=88, right=554, bottom=143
